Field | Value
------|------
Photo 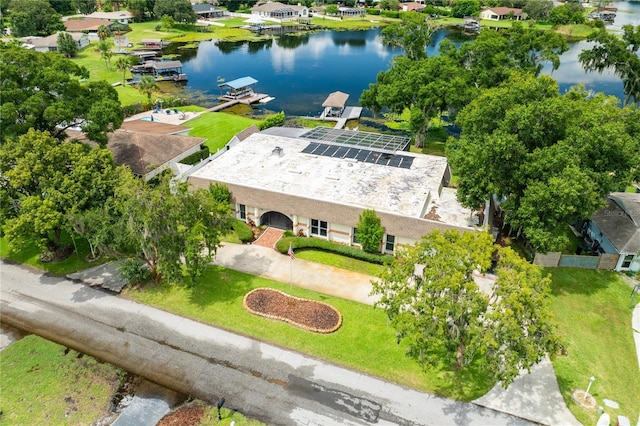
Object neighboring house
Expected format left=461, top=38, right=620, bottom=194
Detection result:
left=399, top=2, right=425, bottom=12
left=479, top=7, right=526, bottom=20
left=67, top=126, right=204, bottom=181
left=193, top=2, right=225, bottom=18
left=63, top=18, right=114, bottom=41
left=114, top=35, right=131, bottom=48
left=88, top=11, right=133, bottom=24
left=22, top=32, right=90, bottom=53
left=585, top=192, right=640, bottom=272
left=187, top=127, right=482, bottom=254
left=251, top=1, right=309, bottom=20
left=339, top=7, right=366, bottom=16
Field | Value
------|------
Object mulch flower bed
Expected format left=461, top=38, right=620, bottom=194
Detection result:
left=243, top=288, right=342, bottom=333
left=157, top=403, right=205, bottom=426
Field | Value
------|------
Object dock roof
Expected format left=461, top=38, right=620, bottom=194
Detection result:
left=322, top=91, right=349, bottom=108
left=219, top=76, right=258, bottom=89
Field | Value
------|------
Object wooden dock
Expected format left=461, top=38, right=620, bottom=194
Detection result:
left=205, top=93, right=270, bottom=112
left=321, top=106, right=363, bottom=129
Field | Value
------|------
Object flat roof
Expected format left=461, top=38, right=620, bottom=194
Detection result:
left=189, top=129, right=454, bottom=219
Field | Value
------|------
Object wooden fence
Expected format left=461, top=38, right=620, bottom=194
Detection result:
left=533, top=252, right=620, bottom=269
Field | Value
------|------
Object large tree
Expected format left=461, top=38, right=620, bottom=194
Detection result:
left=371, top=229, right=560, bottom=388
left=110, top=174, right=233, bottom=285
left=579, top=25, right=640, bottom=107
left=0, top=130, right=120, bottom=256
left=72, top=0, right=97, bottom=14
left=447, top=73, right=640, bottom=252
left=153, top=0, right=196, bottom=23
left=57, top=31, right=78, bottom=58
left=380, top=12, right=433, bottom=61
left=0, top=43, right=123, bottom=146
left=8, top=0, right=64, bottom=37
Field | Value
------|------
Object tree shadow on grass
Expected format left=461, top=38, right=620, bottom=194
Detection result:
left=187, top=265, right=264, bottom=308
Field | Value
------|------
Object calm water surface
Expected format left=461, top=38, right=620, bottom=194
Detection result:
left=177, top=2, right=638, bottom=116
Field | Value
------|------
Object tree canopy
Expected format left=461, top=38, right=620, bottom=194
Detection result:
left=361, top=25, right=567, bottom=147
left=371, top=229, right=560, bottom=388
left=8, top=0, right=64, bottom=37
left=0, top=44, right=123, bottom=146
left=380, top=12, right=433, bottom=61
left=579, top=24, right=640, bottom=107
left=153, top=0, right=197, bottom=23
left=447, top=73, right=640, bottom=252
left=110, top=174, right=234, bottom=285
left=57, top=32, right=77, bottom=58
left=0, top=130, right=121, bottom=255
left=356, top=209, right=384, bottom=253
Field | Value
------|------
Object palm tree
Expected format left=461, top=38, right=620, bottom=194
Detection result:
left=115, top=56, right=131, bottom=86
left=97, top=24, right=111, bottom=41
left=97, top=40, right=113, bottom=69
left=138, top=75, right=158, bottom=101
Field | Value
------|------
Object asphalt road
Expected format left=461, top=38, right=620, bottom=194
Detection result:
left=0, top=261, right=534, bottom=426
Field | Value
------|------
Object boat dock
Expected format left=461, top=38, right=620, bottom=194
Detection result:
left=321, top=106, right=363, bottom=129
left=206, top=93, right=270, bottom=112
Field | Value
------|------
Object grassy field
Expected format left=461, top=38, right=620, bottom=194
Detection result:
left=123, top=266, right=494, bottom=401
left=294, top=248, right=385, bottom=276
left=0, top=335, right=123, bottom=424
left=548, top=268, right=640, bottom=425
left=186, top=112, right=260, bottom=152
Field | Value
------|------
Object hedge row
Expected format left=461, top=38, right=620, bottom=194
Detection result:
left=275, top=237, right=394, bottom=265
left=180, top=146, right=210, bottom=165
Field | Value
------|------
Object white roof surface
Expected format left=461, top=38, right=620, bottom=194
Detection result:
left=190, top=130, right=469, bottom=222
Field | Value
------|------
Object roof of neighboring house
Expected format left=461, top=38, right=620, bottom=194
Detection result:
left=252, top=1, right=307, bottom=12
left=219, top=76, right=258, bottom=89
left=482, top=7, right=524, bottom=15
left=322, top=91, right=349, bottom=108
left=67, top=129, right=204, bottom=176
left=120, top=120, right=190, bottom=135
left=193, top=3, right=220, bottom=12
left=188, top=128, right=474, bottom=229
left=592, top=192, right=640, bottom=254
left=64, top=18, right=113, bottom=32
left=88, top=11, right=134, bottom=20
left=22, top=32, right=85, bottom=48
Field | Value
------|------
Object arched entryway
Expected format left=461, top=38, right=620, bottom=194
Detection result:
left=260, top=211, right=293, bottom=230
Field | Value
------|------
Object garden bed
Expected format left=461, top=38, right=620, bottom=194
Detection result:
left=243, top=288, right=342, bottom=333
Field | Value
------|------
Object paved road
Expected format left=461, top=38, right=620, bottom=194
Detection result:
left=1, top=261, right=534, bottom=426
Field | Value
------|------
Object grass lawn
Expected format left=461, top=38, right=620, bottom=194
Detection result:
left=548, top=268, right=640, bottom=425
left=293, top=248, right=385, bottom=276
left=187, top=112, right=260, bottom=152
left=0, top=335, right=123, bottom=424
left=123, top=266, right=493, bottom=401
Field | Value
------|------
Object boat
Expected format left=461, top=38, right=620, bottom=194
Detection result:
left=217, top=76, right=225, bottom=83
left=259, top=96, right=275, bottom=104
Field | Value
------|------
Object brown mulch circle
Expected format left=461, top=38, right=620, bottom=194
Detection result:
left=157, top=403, right=205, bottom=426
left=244, top=288, right=342, bottom=333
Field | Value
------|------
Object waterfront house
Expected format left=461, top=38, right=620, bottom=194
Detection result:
left=251, top=1, right=309, bottom=20
left=22, top=32, right=89, bottom=53
left=479, top=7, right=526, bottom=20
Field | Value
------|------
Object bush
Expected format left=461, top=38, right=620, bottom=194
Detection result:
left=180, top=147, right=209, bottom=165
left=366, top=8, right=380, bottom=15
left=283, top=230, right=295, bottom=238
left=258, top=111, right=286, bottom=130
left=381, top=10, right=399, bottom=18
left=275, top=237, right=393, bottom=264
left=118, top=258, right=151, bottom=285
left=232, top=219, right=254, bottom=243
left=356, top=209, right=384, bottom=253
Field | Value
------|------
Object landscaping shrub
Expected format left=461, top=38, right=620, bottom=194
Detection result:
left=276, top=237, right=393, bottom=265
left=381, top=10, right=399, bottom=18
left=366, top=8, right=380, bottom=15
left=283, top=230, right=295, bottom=238
left=232, top=219, right=254, bottom=243
left=180, top=146, right=209, bottom=165
left=258, top=111, right=286, bottom=130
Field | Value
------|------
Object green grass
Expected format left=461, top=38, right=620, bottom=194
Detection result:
left=187, top=112, right=260, bottom=152
left=294, top=248, right=385, bottom=276
left=0, top=235, right=107, bottom=276
left=0, top=335, right=123, bottom=424
left=123, top=266, right=493, bottom=401
left=548, top=268, right=640, bottom=425
left=310, top=15, right=395, bottom=30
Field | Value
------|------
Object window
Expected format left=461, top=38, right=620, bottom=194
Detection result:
left=239, top=204, right=246, bottom=220
left=385, top=234, right=395, bottom=252
left=352, top=228, right=359, bottom=244
left=622, top=254, right=635, bottom=268
left=311, top=219, right=327, bottom=237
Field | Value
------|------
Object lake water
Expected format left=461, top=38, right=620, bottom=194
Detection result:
left=177, top=2, right=638, bottom=116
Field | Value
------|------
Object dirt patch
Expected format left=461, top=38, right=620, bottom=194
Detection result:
left=157, top=403, right=206, bottom=426
left=244, top=288, right=342, bottom=333
left=39, top=245, right=74, bottom=263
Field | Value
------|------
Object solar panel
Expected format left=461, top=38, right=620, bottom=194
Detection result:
left=300, top=127, right=410, bottom=153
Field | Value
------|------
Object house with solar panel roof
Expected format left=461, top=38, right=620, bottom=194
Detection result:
left=187, top=126, right=484, bottom=253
